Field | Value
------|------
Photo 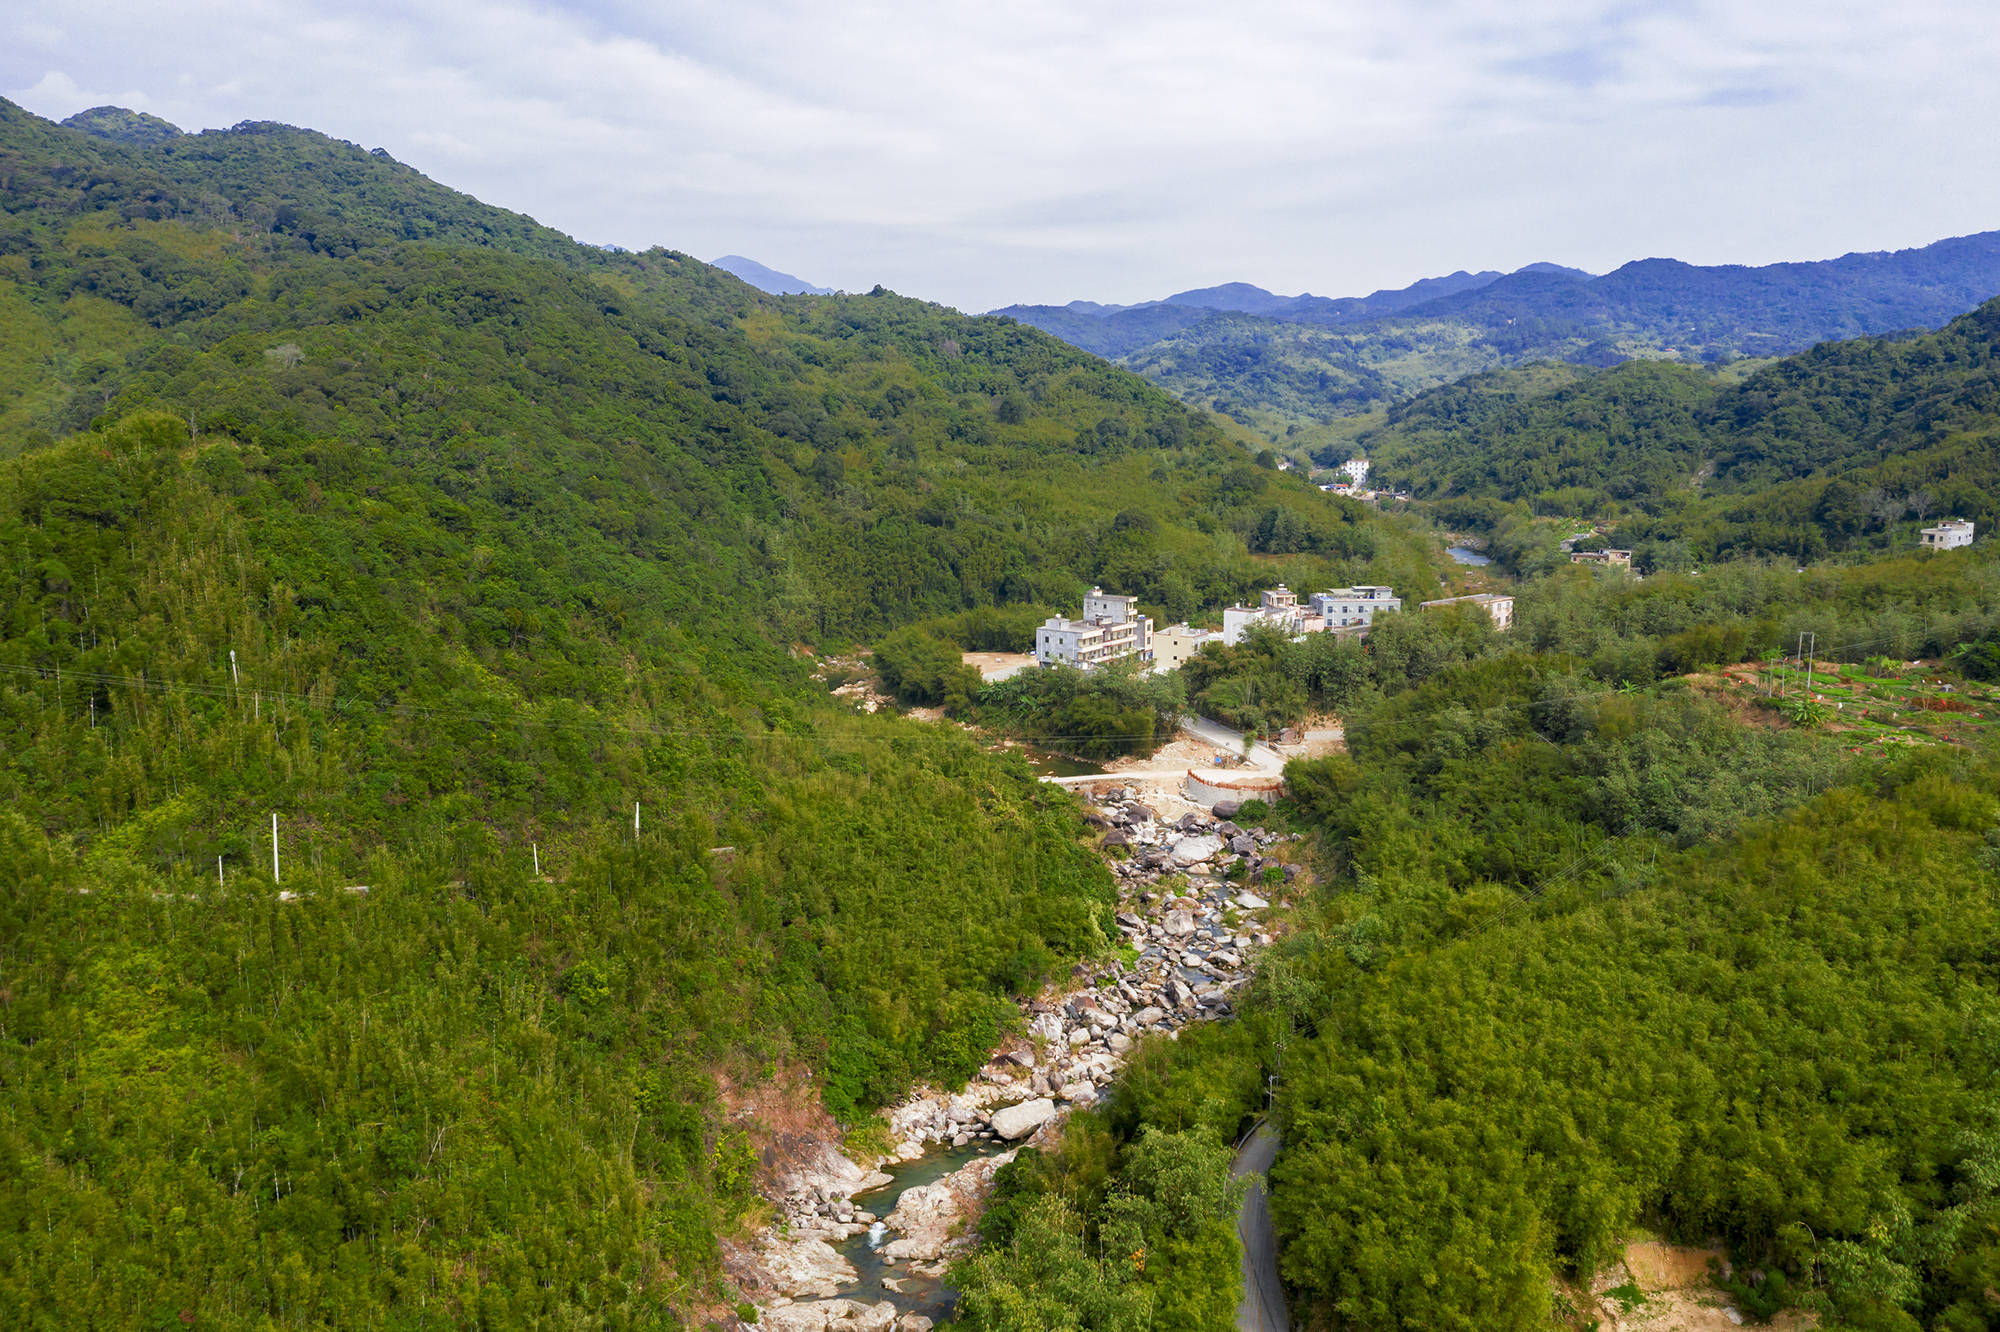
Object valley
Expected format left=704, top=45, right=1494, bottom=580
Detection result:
left=4, top=85, right=2000, bottom=1332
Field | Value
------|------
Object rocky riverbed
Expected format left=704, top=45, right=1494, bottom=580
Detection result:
left=734, top=793, right=1294, bottom=1328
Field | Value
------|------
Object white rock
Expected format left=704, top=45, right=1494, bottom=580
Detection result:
left=1172, top=835, right=1222, bottom=865
left=1235, top=891, right=1269, bottom=909
left=752, top=1236, right=860, bottom=1300
left=990, top=1097, right=1057, bottom=1140
left=760, top=1299, right=900, bottom=1332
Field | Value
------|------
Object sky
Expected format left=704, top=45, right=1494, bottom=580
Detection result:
left=8, top=0, right=2000, bottom=312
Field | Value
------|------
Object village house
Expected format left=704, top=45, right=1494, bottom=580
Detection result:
left=1919, top=518, right=1975, bottom=551
left=1034, top=588, right=1153, bottom=670
left=1311, top=585, right=1402, bottom=628
left=1150, top=623, right=1220, bottom=672
left=1221, top=586, right=1326, bottom=645
left=1420, top=591, right=1514, bottom=631
left=1570, top=548, right=1633, bottom=568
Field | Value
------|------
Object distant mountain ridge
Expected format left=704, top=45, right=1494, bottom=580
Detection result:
left=709, top=254, right=833, bottom=295
left=994, top=233, right=2000, bottom=437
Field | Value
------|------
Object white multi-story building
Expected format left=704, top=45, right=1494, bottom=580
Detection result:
left=1419, top=592, right=1514, bottom=631
left=1340, top=458, right=1370, bottom=486
left=1222, top=586, right=1327, bottom=645
left=1310, top=586, right=1402, bottom=628
left=1035, top=588, right=1153, bottom=671
left=1920, top=519, right=1975, bottom=551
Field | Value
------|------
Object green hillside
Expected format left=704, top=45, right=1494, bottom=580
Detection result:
left=0, top=99, right=1442, bottom=1326
left=1358, top=298, right=2000, bottom=564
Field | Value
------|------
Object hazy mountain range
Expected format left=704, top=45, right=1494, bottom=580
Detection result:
left=990, top=233, right=2000, bottom=436
left=709, top=253, right=834, bottom=295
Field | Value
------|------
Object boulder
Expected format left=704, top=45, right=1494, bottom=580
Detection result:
left=1214, top=820, right=1243, bottom=837
left=753, top=1235, right=861, bottom=1300
left=1235, top=891, right=1269, bottom=910
left=1106, top=1032, right=1134, bottom=1054
left=1101, top=828, right=1130, bottom=848
left=760, top=1299, right=900, bottom=1332
left=1229, top=834, right=1257, bottom=855
left=1133, top=1006, right=1166, bottom=1026
left=898, top=1316, right=936, bottom=1332
left=1127, top=803, right=1156, bottom=822
left=1210, top=799, right=1242, bottom=820
left=1172, top=836, right=1222, bottom=865
left=1162, top=909, right=1196, bottom=937
left=1059, top=1080, right=1098, bottom=1104
left=991, top=1098, right=1058, bottom=1140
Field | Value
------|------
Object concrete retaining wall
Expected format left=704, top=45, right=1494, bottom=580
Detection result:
left=1183, top=769, right=1286, bottom=807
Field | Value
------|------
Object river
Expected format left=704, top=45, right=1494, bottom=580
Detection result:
left=834, top=1139, right=1015, bottom=1323
left=1446, top=544, right=1492, bottom=566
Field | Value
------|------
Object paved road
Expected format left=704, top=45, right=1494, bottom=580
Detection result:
left=1233, top=1122, right=1289, bottom=1331
left=1182, top=715, right=1288, bottom=773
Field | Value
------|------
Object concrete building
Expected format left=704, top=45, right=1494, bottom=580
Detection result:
left=1420, top=591, right=1514, bottom=631
left=1570, top=548, right=1633, bottom=569
left=1310, top=586, right=1402, bottom=628
left=1035, top=588, right=1153, bottom=670
left=1222, top=586, right=1326, bottom=645
left=1151, top=623, right=1220, bottom=672
left=1920, top=519, right=1975, bottom=551
left=1340, top=458, right=1370, bottom=486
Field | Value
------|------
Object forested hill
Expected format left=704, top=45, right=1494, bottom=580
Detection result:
left=992, top=231, right=2000, bottom=439
left=0, top=99, right=1434, bottom=1326
left=1360, top=296, right=2000, bottom=563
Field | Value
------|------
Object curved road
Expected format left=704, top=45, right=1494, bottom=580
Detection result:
left=1233, top=1122, right=1288, bottom=1331
left=1182, top=714, right=1289, bottom=773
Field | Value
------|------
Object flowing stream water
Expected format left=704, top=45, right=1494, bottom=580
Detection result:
left=832, top=1139, right=1015, bottom=1323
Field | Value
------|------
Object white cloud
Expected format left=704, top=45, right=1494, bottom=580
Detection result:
left=6, top=0, right=2000, bottom=310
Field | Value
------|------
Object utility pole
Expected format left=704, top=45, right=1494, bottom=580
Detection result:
left=532, top=843, right=540, bottom=877
left=230, top=649, right=239, bottom=689
left=634, top=801, right=641, bottom=839
left=271, top=813, right=280, bottom=884
left=218, top=855, right=225, bottom=889
left=1800, top=631, right=1817, bottom=698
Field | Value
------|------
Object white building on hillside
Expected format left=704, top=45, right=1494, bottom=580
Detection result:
left=1035, top=588, right=1153, bottom=671
left=1920, top=518, right=1975, bottom=551
left=1311, top=586, right=1401, bottom=628
left=1420, top=592, right=1514, bottom=631
left=1340, top=458, right=1370, bottom=486
left=1222, top=586, right=1326, bottom=645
